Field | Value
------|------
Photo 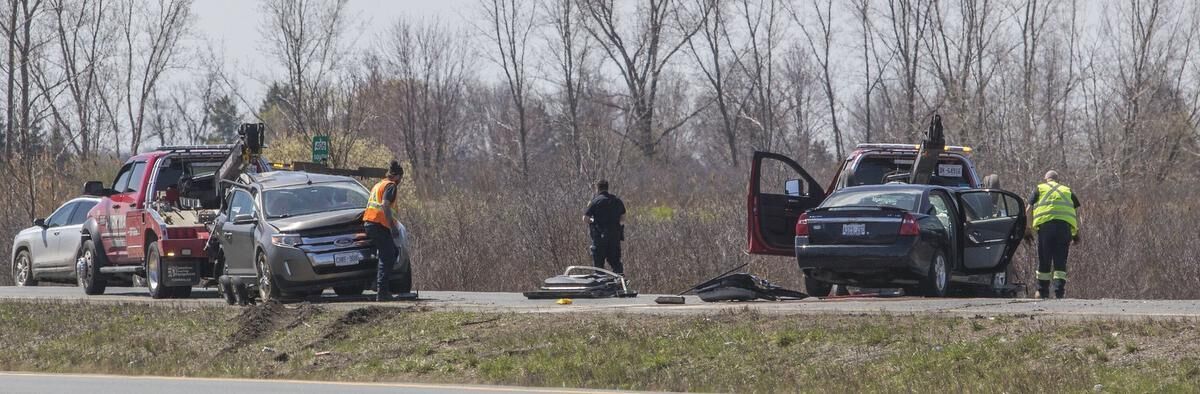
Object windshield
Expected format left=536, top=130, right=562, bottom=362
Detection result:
left=849, top=155, right=972, bottom=187
left=263, top=182, right=369, bottom=219
left=821, top=189, right=922, bottom=212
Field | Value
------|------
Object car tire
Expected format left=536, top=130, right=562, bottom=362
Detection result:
left=77, top=240, right=107, bottom=295
left=921, top=250, right=950, bottom=297
left=334, top=284, right=365, bottom=296
left=256, top=252, right=281, bottom=302
left=146, top=243, right=172, bottom=299
left=13, top=250, right=37, bottom=287
left=804, top=272, right=833, bottom=297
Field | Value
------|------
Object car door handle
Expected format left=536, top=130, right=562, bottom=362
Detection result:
left=52, top=231, right=60, bottom=236
left=224, top=232, right=234, bottom=238
left=112, top=204, right=122, bottom=209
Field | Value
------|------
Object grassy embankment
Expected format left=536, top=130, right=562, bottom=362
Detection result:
left=1, top=301, right=1198, bottom=392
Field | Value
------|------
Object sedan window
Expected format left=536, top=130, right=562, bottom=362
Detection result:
left=927, top=193, right=954, bottom=230
left=821, top=190, right=921, bottom=211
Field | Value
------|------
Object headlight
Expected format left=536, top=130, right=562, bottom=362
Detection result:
left=271, top=234, right=302, bottom=247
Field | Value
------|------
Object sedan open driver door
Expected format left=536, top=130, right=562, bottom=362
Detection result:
left=748, top=151, right=827, bottom=256
left=955, top=190, right=1026, bottom=272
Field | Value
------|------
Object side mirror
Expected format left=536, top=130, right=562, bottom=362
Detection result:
left=232, top=213, right=256, bottom=225
left=83, top=181, right=104, bottom=196
left=784, top=179, right=804, bottom=197
left=33, top=218, right=46, bottom=228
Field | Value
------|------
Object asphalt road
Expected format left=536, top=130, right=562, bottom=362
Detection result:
left=0, top=372, right=628, bottom=394
left=3, top=285, right=1200, bottom=319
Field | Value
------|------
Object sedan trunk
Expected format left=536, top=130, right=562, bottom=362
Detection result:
left=805, top=207, right=907, bottom=246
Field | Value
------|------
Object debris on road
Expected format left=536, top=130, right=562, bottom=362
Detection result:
left=694, top=273, right=807, bottom=302
left=523, top=266, right=637, bottom=299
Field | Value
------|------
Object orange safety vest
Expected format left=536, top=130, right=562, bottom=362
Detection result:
left=363, top=180, right=397, bottom=227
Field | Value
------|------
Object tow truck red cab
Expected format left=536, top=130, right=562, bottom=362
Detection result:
left=78, top=143, right=269, bottom=298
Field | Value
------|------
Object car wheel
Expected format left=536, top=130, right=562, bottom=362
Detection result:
left=804, top=272, right=833, bottom=297
left=77, top=240, right=107, bottom=295
left=334, top=284, right=365, bottom=296
left=256, top=253, right=281, bottom=302
left=13, top=250, right=37, bottom=287
left=217, top=260, right=237, bottom=305
left=146, top=243, right=172, bottom=299
left=921, top=251, right=950, bottom=297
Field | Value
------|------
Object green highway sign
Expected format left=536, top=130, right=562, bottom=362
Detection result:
left=312, top=135, right=330, bottom=163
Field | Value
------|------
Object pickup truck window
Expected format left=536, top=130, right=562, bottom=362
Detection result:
left=113, top=163, right=134, bottom=192
left=125, top=162, right=147, bottom=194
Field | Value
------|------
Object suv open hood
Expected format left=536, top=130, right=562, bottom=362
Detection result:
left=268, top=209, right=363, bottom=233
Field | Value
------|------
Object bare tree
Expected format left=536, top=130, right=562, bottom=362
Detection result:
left=685, top=0, right=750, bottom=166
left=260, top=0, right=348, bottom=140
left=580, top=0, right=710, bottom=158
left=38, top=0, right=115, bottom=159
left=119, top=0, right=191, bottom=153
left=543, top=0, right=592, bottom=174
left=793, top=0, right=844, bottom=158
left=479, top=0, right=537, bottom=177
left=882, top=0, right=934, bottom=138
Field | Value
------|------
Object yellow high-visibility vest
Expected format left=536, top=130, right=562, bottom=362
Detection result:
left=364, top=180, right=397, bottom=228
left=1031, top=181, right=1077, bottom=235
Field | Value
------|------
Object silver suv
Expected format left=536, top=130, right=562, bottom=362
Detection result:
left=10, top=197, right=99, bottom=286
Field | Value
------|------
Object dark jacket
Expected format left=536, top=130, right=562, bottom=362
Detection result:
left=585, top=191, right=626, bottom=238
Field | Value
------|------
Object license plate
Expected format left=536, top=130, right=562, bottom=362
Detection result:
left=842, top=223, right=866, bottom=236
left=333, top=252, right=361, bottom=266
left=938, top=164, right=963, bottom=177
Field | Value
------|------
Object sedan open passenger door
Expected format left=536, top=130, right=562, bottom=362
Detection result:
left=955, top=190, right=1026, bottom=271
left=748, top=152, right=827, bottom=256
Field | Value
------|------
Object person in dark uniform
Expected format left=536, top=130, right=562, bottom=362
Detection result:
left=583, top=180, right=626, bottom=275
left=1026, top=170, right=1081, bottom=299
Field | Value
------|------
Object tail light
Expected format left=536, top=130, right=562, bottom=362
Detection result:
left=899, top=213, right=920, bottom=236
left=795, top=213, right=810, bottom=237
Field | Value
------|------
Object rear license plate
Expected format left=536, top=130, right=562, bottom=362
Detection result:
left=334, top=252, right=361, bottom=266
left=842, top=223, right=866, bottom=236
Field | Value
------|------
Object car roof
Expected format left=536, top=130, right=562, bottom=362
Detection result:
left=834, top=184, right=947, bottom=194
left=245, top=170, right=359, bottom=189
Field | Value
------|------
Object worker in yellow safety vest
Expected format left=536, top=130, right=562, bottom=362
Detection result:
left=1025, top=170, right=1081, bottom=299
left=363, top=160, right=410, bottom=302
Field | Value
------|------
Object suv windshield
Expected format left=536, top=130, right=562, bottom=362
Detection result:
left=849, top=155, right=972, bottom=187
left=263, top=182, right=369, bottom=219
left=821, top=189, right=922, bottom=212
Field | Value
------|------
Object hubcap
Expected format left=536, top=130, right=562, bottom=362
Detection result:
left=258, top=258, right=271, bottom=301
left=15, top=255, right=30, bottom=286
left=148, top=250, right=160, bottom=293
left=934, top=256, right=947, bottom=292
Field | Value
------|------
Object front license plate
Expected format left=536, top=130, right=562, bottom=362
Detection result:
left=334, top=252, right=361, bottom=266
left=842, top=223, right=866, bottom=236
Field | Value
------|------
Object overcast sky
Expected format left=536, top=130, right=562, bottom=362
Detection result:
left=190, top=0, right=479, bottom=108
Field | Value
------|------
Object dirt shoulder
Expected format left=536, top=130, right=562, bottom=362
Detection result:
left=0, top=301, right=1197, bottom=392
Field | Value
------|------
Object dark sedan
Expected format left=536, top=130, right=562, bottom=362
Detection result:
left=791, top=184, right=1024, bottom=297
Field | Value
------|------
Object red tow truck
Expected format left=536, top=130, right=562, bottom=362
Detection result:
left=77, top=126, right=268, bottom=298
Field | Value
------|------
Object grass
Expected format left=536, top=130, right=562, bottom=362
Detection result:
left=1, top=301, right=1200, bottom=392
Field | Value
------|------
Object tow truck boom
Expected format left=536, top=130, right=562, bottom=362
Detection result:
left=909, top=115, right=946, bottom=185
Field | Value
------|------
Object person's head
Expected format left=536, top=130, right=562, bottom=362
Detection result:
left=1044, top=170, right=1059, bottom=182
left=386, top=160, right=404, bottom=182
left=595, top=179, right=609, bottom=193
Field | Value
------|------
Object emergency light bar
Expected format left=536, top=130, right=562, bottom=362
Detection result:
left=855, top=143, right=973, bottom=153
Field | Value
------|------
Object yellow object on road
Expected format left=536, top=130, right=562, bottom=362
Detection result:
left=556, top=298, right=573, bottom=305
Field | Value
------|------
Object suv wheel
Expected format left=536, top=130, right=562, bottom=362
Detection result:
left=921, top=251, right=950, bottom=297
left=256, top=253, right=281, bottom=302
left=13, top=250, right=36, bottom=287
left=146, top=243, right=172, bottom=299
left=77, top=240, right=106, bottom=295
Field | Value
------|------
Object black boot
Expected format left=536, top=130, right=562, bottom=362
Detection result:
left=1037, top=280, right=1051, bottom=299
left=1054, top=279, right=1066, bottom=299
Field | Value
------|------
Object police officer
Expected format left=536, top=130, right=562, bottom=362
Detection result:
left=1026, top=170, right=1081, bottom=299
left=363, top=160, right=412, bottom=301
left=584, top=180, right=626, bottom=275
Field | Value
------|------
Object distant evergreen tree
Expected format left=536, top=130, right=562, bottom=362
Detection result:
left=258, top=82, right=292, bottom=118
left=207, top=95, right=241, bottom=143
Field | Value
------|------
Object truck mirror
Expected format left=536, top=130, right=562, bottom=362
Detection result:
left=83, top=181, right=104, bottom=196
left=33, top=218, right=46, bottom=228
left=784, top=179, right=803, bottom=197
left=233, top=213, right=256, bottom=225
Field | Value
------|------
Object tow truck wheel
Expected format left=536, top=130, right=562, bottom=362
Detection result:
left=256, top=253, right=281, bottom=302
left=921, top=251, right=950, bottom=297
left=146, top=243, right=172, bottom=299
left=13, top=250, right=36, bottom=287
left=77, top=240, right=107, bottom=295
